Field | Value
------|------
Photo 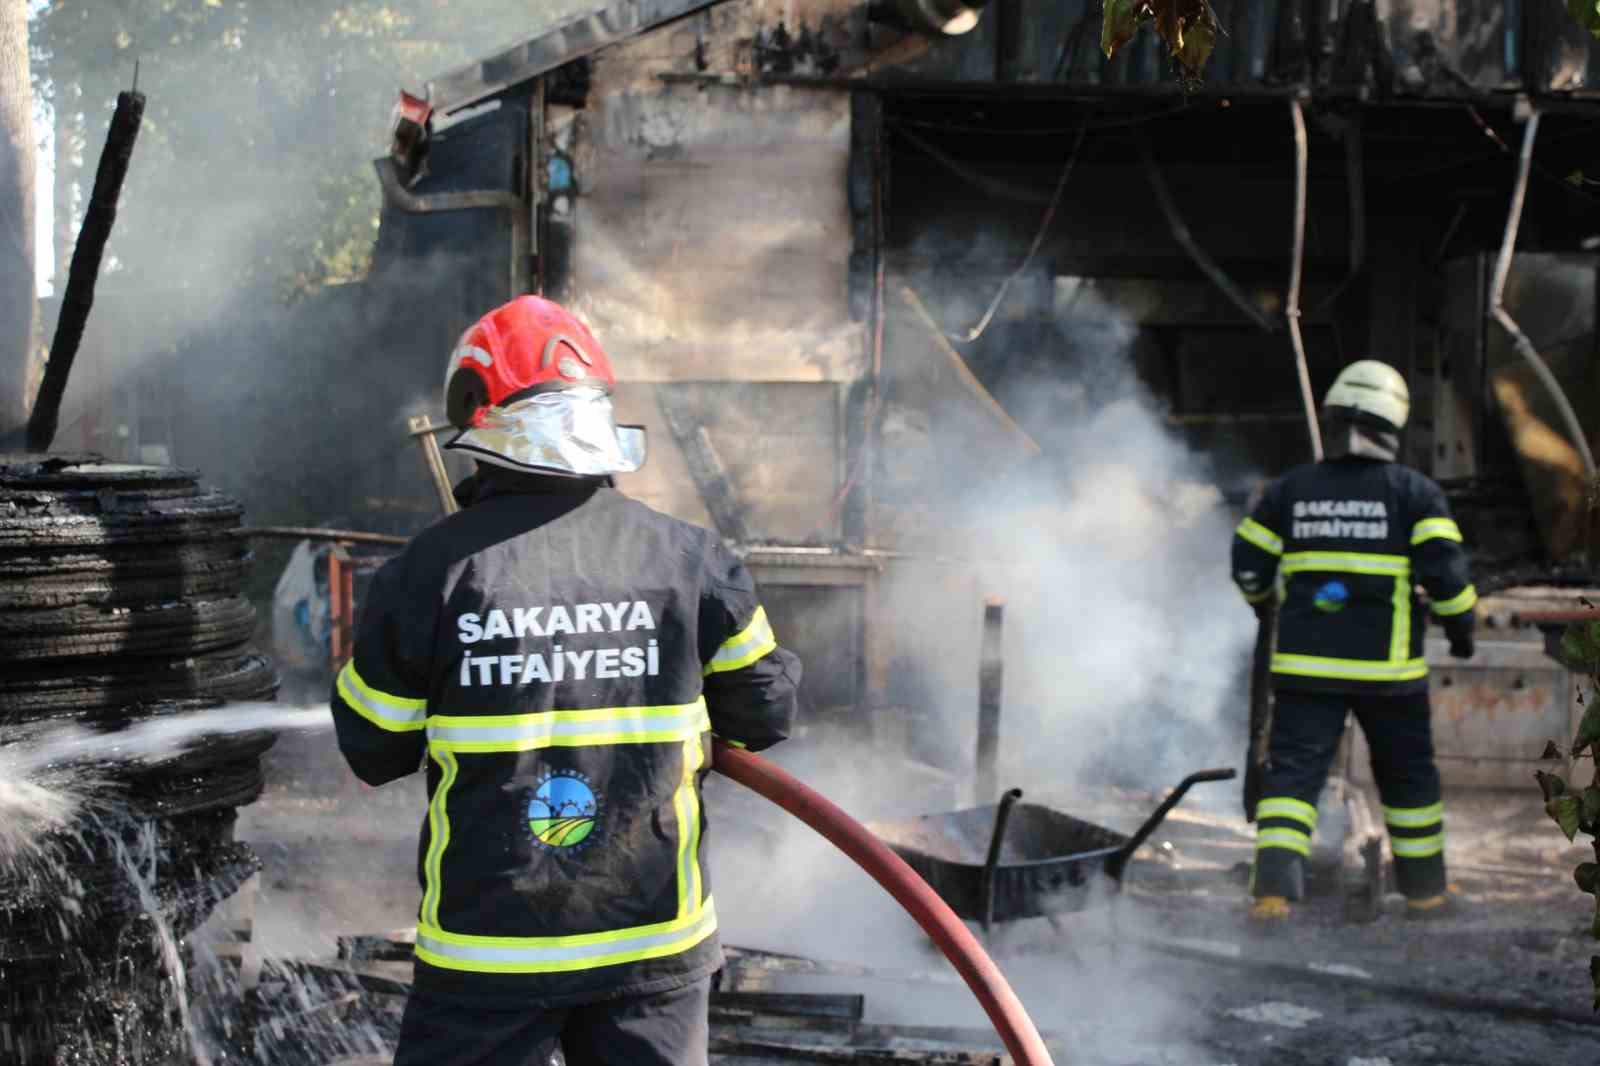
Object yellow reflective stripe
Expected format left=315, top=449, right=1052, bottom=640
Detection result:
left=414, top=897, right=718, bottom=974
left=426, top=701, right=709, bottom=753
left=336, top=661, right=428, bottom=732
left=1384, top=802, right=1444, bottom=828
left=1432, top=585, right=1478, bottom=618
left=1238, top=584, right=1275, bottom=604
left=1280, top=551, right=1409, bottom=577
left=1272, top=653, right=1428, bottom=682
left=1235, top=517, right=1284, bottom=557
left=705, top=605, right=777, bottom=675
left=1256, top=797, right=1318, bottom=829
left=1410, top=517, right=1463, bottom=545
left=675, top=734, right=705, bottom=919
left=1256, top=828, right=1311, bottom=857
left=1390, top=834, right=1444, bottom=858
left=1389, top=573, right=1411, bottom=663
left=422, top=747, right=458, bottom=928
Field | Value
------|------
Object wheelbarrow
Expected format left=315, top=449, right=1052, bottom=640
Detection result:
left=868, top=768, right=1237, bottom=931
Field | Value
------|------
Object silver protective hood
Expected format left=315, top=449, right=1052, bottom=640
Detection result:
left=443, top=387, right=646, bottom=477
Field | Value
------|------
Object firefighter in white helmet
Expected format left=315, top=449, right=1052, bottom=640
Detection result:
left=1230, top=359, right=1477, bottom=921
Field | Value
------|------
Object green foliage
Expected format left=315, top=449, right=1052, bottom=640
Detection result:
left=1562, top=619, right=1600, bottom=671
left=1547, top=608, right=1600, bottom=1009
left=1100, top=0, right=1220, bottom=86
left=1576, top=697, right=1600, bottom=756
left=1548, top=795, right=1584, bottom=841
left=28, top=1, right=570, bottom=295
left=1101, top=0, right=1143, bottom=61
left=1571, top=1, right=1600, bottom=40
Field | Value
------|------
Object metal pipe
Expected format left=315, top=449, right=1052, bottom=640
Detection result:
left=234, top=526, right=408, bottom=547
left=710, top=740, right=1056, bottom=1066
left=26, top=89, right=145, bottom=453
left=1487, top=108, right=1598, bottom=480
left=979, top=788, right=1023, bottom=934
left=1135, top=129, right=1278, bottom=334
left=1287, top=97, right=1324, bottom=461
left=976, top=597, right=1005, bottom=805
left=373, top=158, right=523, bottom=214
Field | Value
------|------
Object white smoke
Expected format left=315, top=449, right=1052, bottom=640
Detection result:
left=707, top=283, right=1258, bottom=1062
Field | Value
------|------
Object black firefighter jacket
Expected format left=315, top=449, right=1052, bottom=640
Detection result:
left=329, top=471, right=801, bottom=1007
left=1230, top=456, right=1476, bottom=694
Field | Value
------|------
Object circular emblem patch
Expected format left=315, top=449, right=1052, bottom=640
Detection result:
left=526, top=770, right=600, bottom=851
left=1312, top=580, right=1349, bottom=613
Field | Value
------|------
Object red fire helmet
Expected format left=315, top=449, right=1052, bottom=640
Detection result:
left=443, top=295, right=617, bottom=431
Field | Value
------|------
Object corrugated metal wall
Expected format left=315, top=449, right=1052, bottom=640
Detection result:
left=892, top=0, right=1600, bottom=95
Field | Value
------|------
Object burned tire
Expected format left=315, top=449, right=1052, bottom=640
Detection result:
left=0, top=454, right=283, bottom=1061
left=0, top=651, right=279, bottom=722
left=0, top=543, right=252, bottom=609
left=0, top=596, right=259, bottom=663
left=125, top=754, right=271, bottom=818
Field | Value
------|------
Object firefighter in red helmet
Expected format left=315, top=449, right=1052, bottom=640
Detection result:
left=330, top=295, right=801, bottom=1066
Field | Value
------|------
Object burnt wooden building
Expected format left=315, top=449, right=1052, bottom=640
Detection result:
left=53, top=0, right=1600, bottom=788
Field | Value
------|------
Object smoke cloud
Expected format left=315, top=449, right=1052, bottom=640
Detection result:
left=706, top=279, right=1257, bottom=1063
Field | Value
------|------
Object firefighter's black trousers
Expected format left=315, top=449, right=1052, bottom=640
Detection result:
left=1252, top=688, right=1446, bottom=901
left=392, top=976, right=710, bottom=1066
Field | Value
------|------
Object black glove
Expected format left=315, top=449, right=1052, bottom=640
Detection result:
left=1442, top=614, right=1474, bottom=659
left=1251, top=600, right=1276, bottom=624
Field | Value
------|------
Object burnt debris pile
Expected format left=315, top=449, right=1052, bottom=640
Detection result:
left=0, top=454, right=278, bottom=1064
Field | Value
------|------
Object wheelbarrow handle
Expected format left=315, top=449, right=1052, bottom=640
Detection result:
left=979, top=788, right=1023, bottom=934
left=1105, top=766, right=1238, bottom=882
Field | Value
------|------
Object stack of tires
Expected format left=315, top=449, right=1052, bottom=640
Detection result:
left=0, top=453, right=279, bottom=1064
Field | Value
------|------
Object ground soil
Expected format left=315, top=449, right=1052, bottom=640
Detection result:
left=235, top=734, right=1599, bottom=1065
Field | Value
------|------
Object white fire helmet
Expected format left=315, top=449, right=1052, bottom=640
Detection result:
left=1322, top=359, right=1410, bottom=434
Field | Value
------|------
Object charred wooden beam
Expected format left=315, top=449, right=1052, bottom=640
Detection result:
left=25, top=90, right=144, bottom=454
left=657, top=389, right=753, bottom=543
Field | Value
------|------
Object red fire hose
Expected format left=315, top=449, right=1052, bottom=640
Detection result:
left=711, top=739, right=1056, bottom=1066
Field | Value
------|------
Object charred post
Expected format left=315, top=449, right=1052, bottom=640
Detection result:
left=976, top=596, right=1004, bottom=805
left=25, top=90, right=145, bottom=454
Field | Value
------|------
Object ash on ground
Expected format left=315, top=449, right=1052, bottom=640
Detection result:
left=219, top=731, right=1600, bottom=1066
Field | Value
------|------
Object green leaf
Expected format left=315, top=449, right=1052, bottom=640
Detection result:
left=1577, top=863, right=1600, bottom=895
left=1575, top=698, right=1600, bottom=757
left=1102, top=0, right=1144, bottom=60
left=1585, top=787, right=1600, bottom=833
left=1560, top=619, right=1600, bottom=668
left=1538, top=770, right=1569, bottom=802
left=1571, top=0, right=1600, bottom=40
left=1550, top=795, right=1584, bottom=841
left=1175, top=19, right=1216, bottom=74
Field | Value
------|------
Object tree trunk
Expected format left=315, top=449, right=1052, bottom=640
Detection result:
left=0, top=0, right=35, bottom=435
left=54, top=85, right=80, bottom=293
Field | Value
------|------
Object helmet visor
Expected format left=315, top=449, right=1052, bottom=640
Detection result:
left=443, top=387, right=646, bottom=477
